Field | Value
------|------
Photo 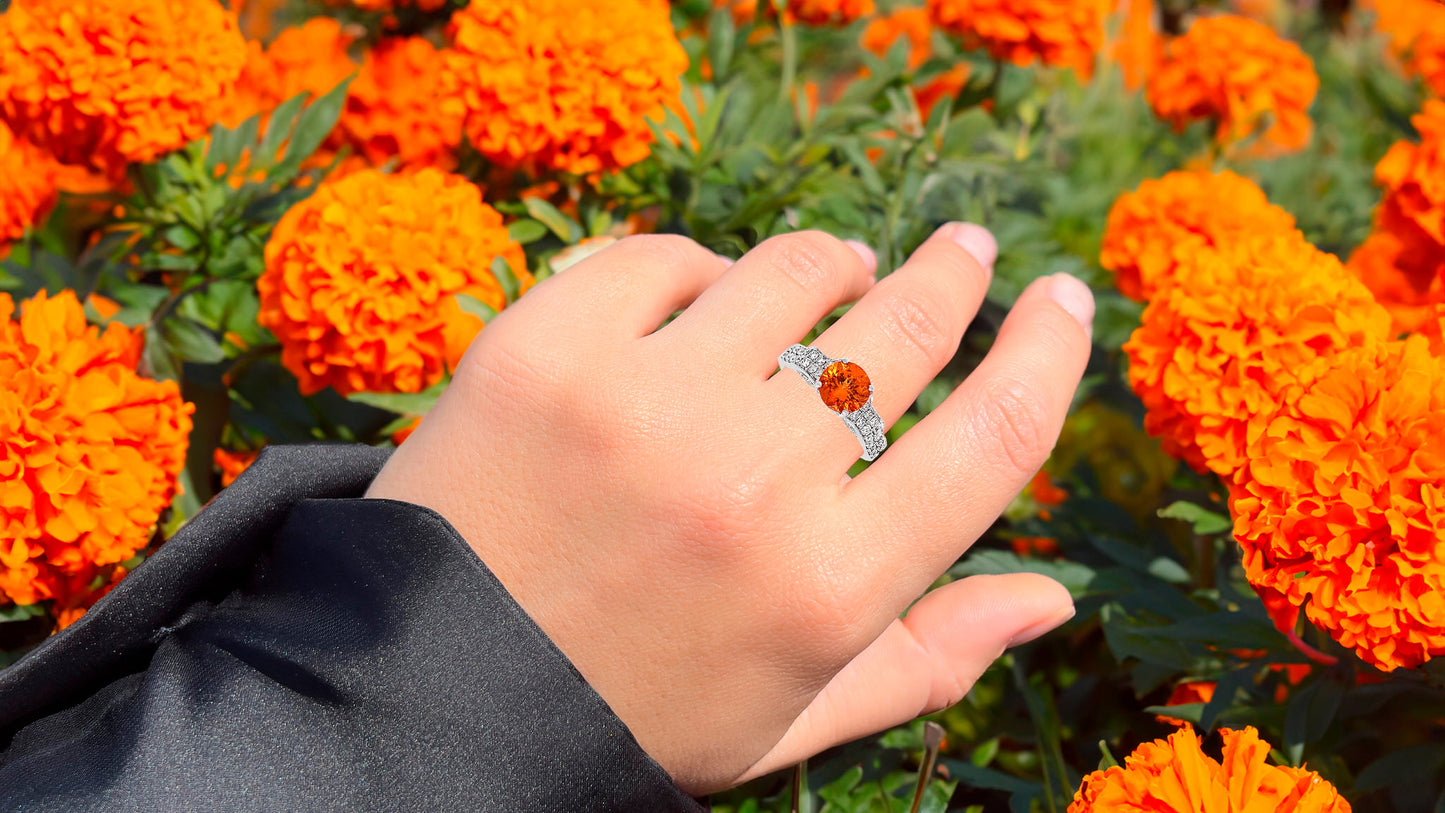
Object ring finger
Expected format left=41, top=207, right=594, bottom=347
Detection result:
left=762, top=222, right=997, bottom=471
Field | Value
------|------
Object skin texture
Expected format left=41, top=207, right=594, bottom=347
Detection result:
left=365, top=224, right=1094, bottom=795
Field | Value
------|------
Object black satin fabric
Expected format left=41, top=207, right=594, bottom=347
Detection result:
left=0, top=445, right=705, bottom=812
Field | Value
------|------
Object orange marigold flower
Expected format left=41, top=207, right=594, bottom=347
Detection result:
left=1100, top=169, right=1296, bottom=302
left=0, top=0, right=246, bottom=177
left=257, top=168, right=530, bottom=396
left=0, top=290, right=193, bottom=608
left=217, top=17, right=358, bottom=129
left=1010, top=536, right=1061, bottom=557
left=439, top=0, right=688, bottom=176
left=1113, top=0, right=1162, bottom=90
left=927, top=0, right=1110, bottom=79
left=336, top=0, right=450, bottom=10
left=53, top=562, right=129, bottom=631
left=214, top=447, right=260, bottom=488
left=0, top=123, right=61, bottom=256
left=1230, top=335, right=1445, bottom=672
left=1415, top=27, right=1445, bottom=97
left=1366, top=0, right=1445, bottom=93
left=1348, top=231, right=1444, bottom=336
left=391, top=416, right=423, bottom=445
left=1154, top=680, right=1214, bottom=726
left=1146, top=15, right=1318, bottom=152
left=1029, top=469, right=1069, bottom=506
left=1070, top=726, right=1348, bottom=812
left=1377, top=100, right=1445, bottom=279
left=788, top=0, right=876, bottom=25
left=1124, top=233, right=1391, bottom=478
left=336, top=36, right=461, bottom=171
left=861, top=9, right=971, bottom=119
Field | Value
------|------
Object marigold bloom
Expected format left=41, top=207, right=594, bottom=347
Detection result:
left=1415, top=28, right=1445, bottom=97
left=336, top=37, right=460, bottom=171
left=217, top=18, right=357, bottom=128
left=1146, top=15, right=1318, bottom=152
left=1377, top=101, right=1445, bottom=279
left=0, top=0, right=246, bottom=176
left=1124, top=233, right=1391, bottom=477
left=0, top=124, right=61, bottom=256
left=1100, top=170, right=1296, bottom=301
left=258, top=169, right=529, bottom=396
left=439, top=0, right=688, bottom=176
left=1113, top=0, right=1162, bottom=89
left=0, top=291, right=193, bottom=608
left=1231, top=335, right=1445, bottom=671
left=1367, top=0, right=1445, bottom=94
left=214, top=448, right=260, bottom=488
left=1348, top=231, right=1444, bottom=335
left=928, top=0, right=1110, bottom=78
left=1155, top=680, right=1214, bottom=726
left=391, top=417, right=423, bottom=445
left=1010, top=536, right=1061, bottom=557
left=861, top=9, right=971, bottom=119
left=1069, top=726, right=1348, bottom=812
left=789, top=0, right=876, bottom=25
left=340, top=0, right=450, bottom=9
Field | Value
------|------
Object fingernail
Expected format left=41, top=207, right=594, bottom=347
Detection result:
left=1046, top=274, right=1094, bottom=337
left=716, top=253, right=735, bottom=268
left=844, top=239, right=877, bottom=273
left=941, top=222, right=997, bottom=268
left=1007, top=604, right=1076, bottom=648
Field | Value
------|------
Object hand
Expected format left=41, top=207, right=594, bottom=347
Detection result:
left=364, top=224, right=1094, bottom=795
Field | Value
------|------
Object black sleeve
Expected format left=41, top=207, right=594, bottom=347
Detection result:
left=0, top=444, right=707, bottom=812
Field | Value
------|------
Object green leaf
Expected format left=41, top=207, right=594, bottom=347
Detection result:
left=344, top=380, right=448, bottom=417
left=279, top=76, right=355, bottom=173
left=970, top=737, right=1000, bottom=767
left=950, top=550, right=1096, bottom=599
left=523, top=197, right=585, bottom=244
left=1158, top=501, right=1232, bottom=535
left=205, top=113, right=261, bottom=175
left=508, top=219, right=549, bottom=245
left=1283, top=672, right=1348, bottom=765
left=257, top=92, right=309, bottom=167
left=1142, top=702, right=1204, bottom=724
left=455, top=293, right=498, bottom=323
left=705, top=7, right=736, bottom=80
left=1355, top=745, right=1445, bottom=792
left=0, top=603, right=46, bottom=623
left=161, top=317, right=226, bottom=364
left=141, top=324, right=181, bottom=381
left=491, top=256, right=520, bottom=303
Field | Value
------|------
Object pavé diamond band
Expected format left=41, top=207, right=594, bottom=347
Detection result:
left=779, top=343, right=887, bottom=461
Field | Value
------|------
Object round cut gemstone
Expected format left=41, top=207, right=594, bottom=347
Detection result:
left=818, top=361, right=871, bottom=413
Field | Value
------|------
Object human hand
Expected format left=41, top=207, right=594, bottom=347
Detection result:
left=364, top=224, right=1093, bottom=795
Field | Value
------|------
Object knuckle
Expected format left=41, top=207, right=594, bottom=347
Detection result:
left=757, top=231, right=853, bottom=298
left=611, top=233, right=706, bottom=275
left=876, top=282, right=959, bottom=367
left=974, top=374, right=1055, bottom=477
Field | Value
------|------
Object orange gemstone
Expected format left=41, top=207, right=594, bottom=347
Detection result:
left=818, top=361, right=871, bottom=413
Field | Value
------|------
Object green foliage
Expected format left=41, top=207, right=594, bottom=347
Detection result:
left=4, top=2, right=1444, bottom=810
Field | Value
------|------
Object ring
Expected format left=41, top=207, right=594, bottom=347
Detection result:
left=779, top=344, right=888, bottom=461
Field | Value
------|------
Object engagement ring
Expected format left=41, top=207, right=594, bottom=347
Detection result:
left=778, top=344, right=887, bottom=461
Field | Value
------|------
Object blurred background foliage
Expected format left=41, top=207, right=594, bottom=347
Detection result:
left=0, top=0, right=1440, bottom=809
